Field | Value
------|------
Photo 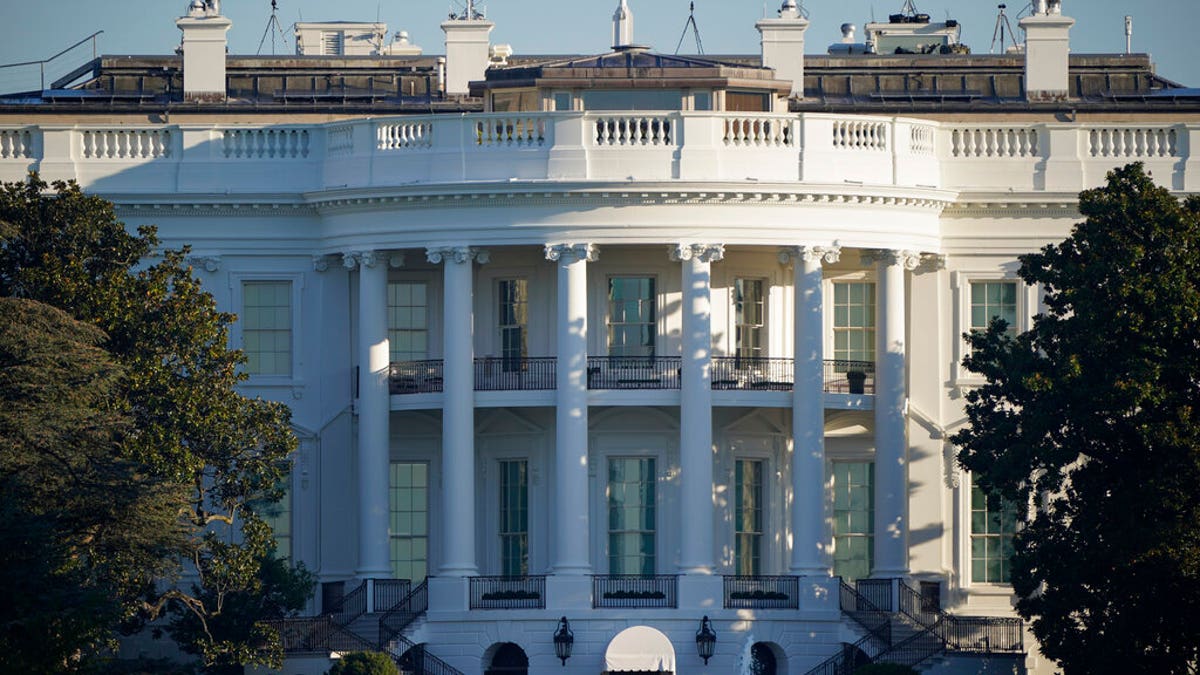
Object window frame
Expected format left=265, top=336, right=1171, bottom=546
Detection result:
left=496, top=278, right=529, bottom=370
left=951, top=270, right=1038, bottom=385
left=606, top=455, right=659, bottom=576
left=733, top=458, right=765, bottom=576
left=829, top=460, right=875, bottom=582
left=498, top=458, right=530, bottom=577
left=824, top=275, right=877, bottom=367
left=388, top=278, right=432, bottom=364
left=605, top=275, right=659, bottom=359
left=733, top=277, right=768, bottom=360
left=230, top=273, right=304, bottom=384
left=389, top=460, right=431, bottom=583
left=959, top=471, right=1024, bottom=593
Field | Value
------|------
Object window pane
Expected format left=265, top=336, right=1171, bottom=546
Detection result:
left=390, top=461, right=429, bottom=582
left=831, top=462, right=874, bottom=581
left=389, top=282, right=429, bottom=362
left=970, top=477, right=1018, bottom=583
left=832, top=282, right=876, bottom=364
left=243, top=281, right=291, bottom=376
left=608, top=278, right=656, bottom=357
left=608, top=458, right=656, bottom=574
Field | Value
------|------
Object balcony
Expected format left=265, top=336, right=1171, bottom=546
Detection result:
left=723, top=575, right=801, bottom=609
left=388, top=357, right=875, bottom=395
left=468, top=575, right=547, bottom=610
left=592, top=574, right=678, bottom=609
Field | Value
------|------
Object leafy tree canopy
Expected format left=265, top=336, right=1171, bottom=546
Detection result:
left=0, top=175, right=312, bottom=672
left=952, top=163, right=1200, bottom=674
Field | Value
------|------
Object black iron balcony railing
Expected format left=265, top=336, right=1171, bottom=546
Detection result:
left=469, top=575, right=547, bottom=609
left=723, top=575, right=800, bottom=609
left=586, top=356, right=682, bottom=390
left=474, top=357, right=556, bottom=391
left=387, top=357, right=876, bottom=395
left=373, top=579, right=412, bottom=614
left=592, top=574, right=678, bottom=609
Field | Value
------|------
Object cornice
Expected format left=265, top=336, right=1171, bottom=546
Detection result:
left=942, top=200, right=1081, bottom=218
left=115, top=201, right=316, bottom=218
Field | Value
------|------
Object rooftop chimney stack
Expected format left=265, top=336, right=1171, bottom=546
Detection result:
left=441, top=1, right=495, bottom=96
left=176, top=0, right=232, bottom=103
left=757, top=0, right=810, bottom=98
left=1020, top=0, right=1074, bottom=101
left=613, top=0, right=635, bottom=50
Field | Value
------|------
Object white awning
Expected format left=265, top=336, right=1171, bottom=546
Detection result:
left=604, top=626, right=676, bottom=673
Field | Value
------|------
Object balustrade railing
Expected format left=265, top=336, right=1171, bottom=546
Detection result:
left=269, top=615, right=377, bottom=654
left=377, top=120, right=433, bottom=150
left=379, top=578, right=428, bottom=646
left=723, top=575, right=800, bottom=609
left=390, top=360, right=444, bottom=394
left=81, top=128, right=171, bottom=159
left=1089, top=127, right=1177, bottom=158
left=593, top=115, right=674, bottom=146
left=374, top=579, right=412, bottom=614
left=474, top=356, right=556, bottom=391
left=833, top=120, right=888, bottom=151
left=592, top=574, right=678, bottom=608
left=0, top=128, right=34, bottom=159
left=476, top=115, right=547, bottom=147
left=711, top=356, right=793, bottom=391
left=222, top=127, right=310, bottom=159
left=910, top=124, right=936, bottom=155
left=854, top=578, right=894, bottom=612
left=724, top=115, right=795, bottom=147
left=586, top=356, right=681, bottom=390
left=943, top=616, right=1025, bottom=653
left=950, top=127, right=1039, bottom=158
left=325, top=579, right=368, bottom=626
left=392, top=634, right=466, bottom=675
left=327, top=124, right=355, bottom=156
left=469, top=575, right=547, bottom=609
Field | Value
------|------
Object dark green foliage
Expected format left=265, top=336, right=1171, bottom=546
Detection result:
left=326, top=651, right=400, bottom=675
left=852, top=664, right=919, bottom=675
left=952, top=163, right=1200, bottom=673
left=0, top=175, right=312, bottom=671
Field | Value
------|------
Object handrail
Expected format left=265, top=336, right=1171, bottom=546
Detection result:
left=897, top=579, right=1024, bottom=654
left=326, top=579, right=368, bottom=627
left=378, top=578, right=429, bottom=646
left=392, top=634, right=465, bottom=675
left=839, top=579, right=893, bottom=647
left=0, top=31, right=103, bottom=92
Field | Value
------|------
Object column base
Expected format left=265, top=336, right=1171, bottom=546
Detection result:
left=790, top=565, right=833, bottom=577
left=355, top=566, right=393, bottom=581
left=550, top=563, right=593, bottom=576
left=437, top=563, right=481, bottom=578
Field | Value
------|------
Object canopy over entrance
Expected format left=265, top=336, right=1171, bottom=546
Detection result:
left=604, top=626, right=676, bottom=673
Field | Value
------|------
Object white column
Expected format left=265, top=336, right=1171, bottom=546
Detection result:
left=428, top=246, right=488, bottom=577
left=349, top=251, right=392, bottom=580
left=545, top=243, right=598, bottom=575
left=786, top=245, right=840, bottom=576
left=673, top=244, right=724, bottom=575
left=872, top=249, right=919, bottom=577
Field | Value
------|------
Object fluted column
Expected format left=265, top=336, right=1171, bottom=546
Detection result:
left=672, top=244, right=724, bottom=575
left=347, top=250, right=392, bottom=579
left=428, top=246, right=489, bottom=577
left=871, top=249, right=919, bottom=577
left=785, top=245, right=840, bottom=576
left=545, top=243, right=598, bottom=575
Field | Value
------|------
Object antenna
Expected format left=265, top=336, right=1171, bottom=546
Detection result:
left=257, top=0, right=290, bottom=55
left=990, top=3, right=1017, bottom=54
left=1124, top=15, right=1133, bottom=54
left=674, top=2, right=705, bottom=55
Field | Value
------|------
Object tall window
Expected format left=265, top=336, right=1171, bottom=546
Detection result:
left=734, top=279, right=766, bottom=360
left=833, top=282, right=876, bottom=364
left=498, top=279, right=528, bottom=371
left=608, top=277, right=656, bottom=357
left=242, top=281, right=292, bottom=376
left=608, top=457, right=656, bottom=575
left=971, top=478, right=1018, bottom=584
left=261, top=472, right=292, bottom=561
left=499, top=460, right=529, bottom=577
left=388, top=281, right=428, bottom=362
left=832, top=462, right=874, bottom=581
left=734, top=459, right=764, bottom=575
left=970, top=281, right=1018, bottom=337
left=389, top=462, right=429, bottom=582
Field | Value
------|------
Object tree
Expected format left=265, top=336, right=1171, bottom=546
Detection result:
left=327, top=652, right=401, bottom=675
left=0, top=297, right=188, bottom=673
left=952, top=163, right=1200, bottom=674
left=0, top=175, right=312, bottom=672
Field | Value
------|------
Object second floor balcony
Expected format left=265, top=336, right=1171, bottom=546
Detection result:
left=388, top=356, right=875, bottom=396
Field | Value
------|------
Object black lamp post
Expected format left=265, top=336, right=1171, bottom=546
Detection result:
left=553, top=616, right=574, bottom=666
left=696, top=615, right=717, bottom=665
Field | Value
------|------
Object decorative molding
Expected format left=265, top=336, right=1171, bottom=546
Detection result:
left=669, top=243, right=725, bottom=264
left=862, top=248, right=923, bottom=270
left=341, top=250, right=381, bottom=270
left=389, top=253, right=407, bottom=269
left=312, top=255, right=332, bottom=272
left=944, top=441, right=962, bottom=490
left=942, top=201, right=1080, bottom=218
left=544, top=243, right=600, bottom=263
left=778, top=245, right=841, bottom=266
left=426, top=246, right=489, bottom=265
left=917, top=253, right=948, bottom=274
left=188, top=255, right=221, bottom=273
left=117, top=202, right=315, bottom=218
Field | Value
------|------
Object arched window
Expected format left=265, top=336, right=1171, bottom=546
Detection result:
left=749, top=642, right=777, bottom=675
left=485, top=642, right=529, bottom=675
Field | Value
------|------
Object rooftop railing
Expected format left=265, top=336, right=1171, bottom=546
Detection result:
left=4, top=115, right=1191, bottom=194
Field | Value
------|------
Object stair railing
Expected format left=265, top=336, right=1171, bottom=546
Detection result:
left=897, top=580, right=1024, bottom=654
left=866, top=619, right=949, bottom=669
left=326, top=580, right=368, bottom=627
left=378, top=578, right=429, bottom=646
left=391, top=633, right=465, bottom=675
left=839, top=579, right=893, bottom=647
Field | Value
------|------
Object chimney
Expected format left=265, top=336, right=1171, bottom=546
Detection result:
left=441, top=2, right=495, bottom=96
left=613, top=0, right=634, bottom=50
left=176, top=0, right=232, bottom=103
left=756, top=0, right=810, bottom=98
left=1020, top=1, right=1074, bottom=102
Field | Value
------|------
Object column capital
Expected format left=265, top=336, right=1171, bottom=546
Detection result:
left=670, top=243, right=725, bottom=263
left=862, top=248, right=922, bottom=271
left=778, top=245, right=841, bottom=266
left=188, top=254, right=221, bottom=273
left=342, top=250, right=384, bottom=270
left=427, top=246, right=489, bottom=265
left=545, top=243, right=599, bottom=263
left=312, top=254, right=332, bottom=272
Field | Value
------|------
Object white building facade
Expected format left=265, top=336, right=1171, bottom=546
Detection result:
left=2, top=2, right=1198, bottom=674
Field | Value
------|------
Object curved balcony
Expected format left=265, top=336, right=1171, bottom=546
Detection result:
left=388, top=357, right=874, bottom=395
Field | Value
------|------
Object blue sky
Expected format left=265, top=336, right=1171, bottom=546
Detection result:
left=1, top=1, right=1197, bottom=91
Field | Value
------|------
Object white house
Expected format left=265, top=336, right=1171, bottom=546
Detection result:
left=1, top=1, right=1197, bottom=673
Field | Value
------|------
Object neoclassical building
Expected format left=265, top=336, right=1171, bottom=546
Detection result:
left=2, top=1, right=1197, bottom=673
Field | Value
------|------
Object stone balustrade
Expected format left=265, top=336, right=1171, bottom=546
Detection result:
left=0, top=114, right=1196, bottom=195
